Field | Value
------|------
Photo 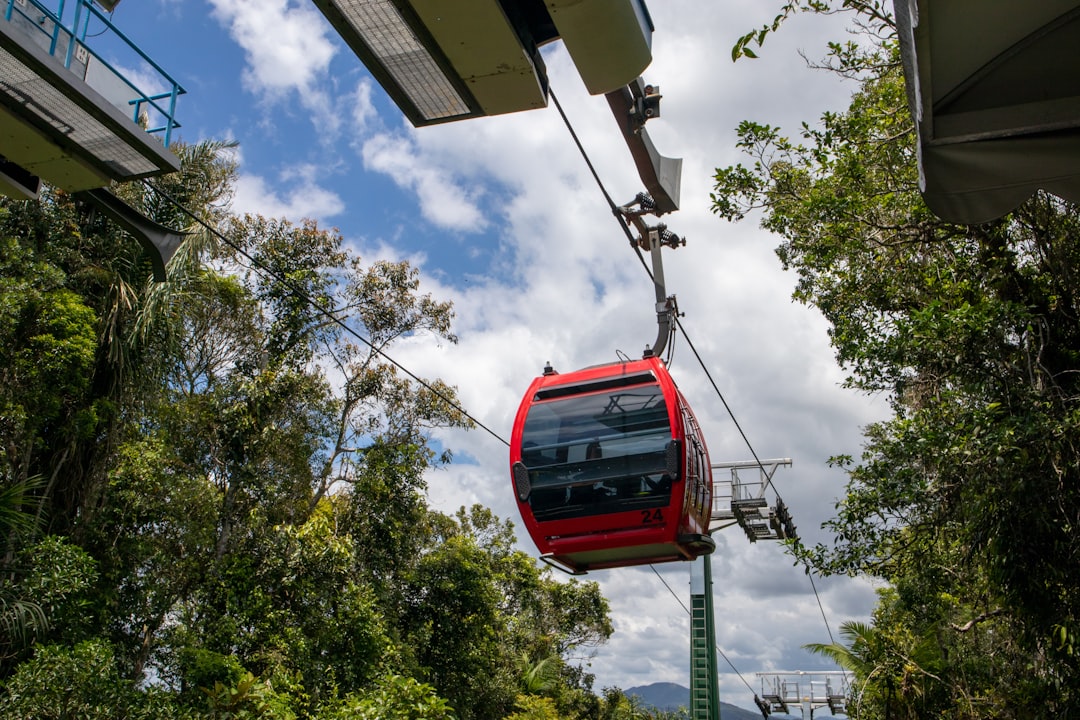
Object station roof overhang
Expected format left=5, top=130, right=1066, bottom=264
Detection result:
left=895, top=0, right=1080, bottom=224
left=0, top=17, right=180, bottom=196
left=310, top=0, right=654, bottom=127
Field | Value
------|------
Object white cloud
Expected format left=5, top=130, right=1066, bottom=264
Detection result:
left=207, top=0, right=336, bottom=111
left=360, top=132, right=488, bottom=232
left=231, top=164, right=344, bottom=221
left=349, top=77, right=377, bottom=135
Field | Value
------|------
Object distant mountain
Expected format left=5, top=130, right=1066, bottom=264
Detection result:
left=623, top=682, right=767, bottom=720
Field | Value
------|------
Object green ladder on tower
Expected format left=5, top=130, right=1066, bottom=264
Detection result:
left=690, top=557, right=720, bottom=720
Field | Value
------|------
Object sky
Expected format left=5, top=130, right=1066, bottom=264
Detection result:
left=88, top=0, right=890, bottom=711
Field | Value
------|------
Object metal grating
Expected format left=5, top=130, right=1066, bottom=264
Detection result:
left=1, top=46, right=157, bottom=175
left=0, top=16, right=178, bottom=190
left=335, top=0, right=469, bottom=121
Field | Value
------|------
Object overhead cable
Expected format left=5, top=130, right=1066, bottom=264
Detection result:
left=142, top=180, right=511, bottom=448
left=550, top=85, right=838, bottom=650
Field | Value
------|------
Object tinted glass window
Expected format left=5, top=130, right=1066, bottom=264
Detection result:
left=520, top=383, right=674, bottom=520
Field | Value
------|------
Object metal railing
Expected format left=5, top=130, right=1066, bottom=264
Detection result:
left=4, top=0, right=184, bottom=145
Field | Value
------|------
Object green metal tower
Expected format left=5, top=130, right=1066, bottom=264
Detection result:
left=689, top=556, right=720, bottom=720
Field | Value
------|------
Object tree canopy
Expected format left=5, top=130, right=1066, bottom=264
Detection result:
left=0, top=141, right=632, bottom=719
left=715, top=2, right=1080, bottom=716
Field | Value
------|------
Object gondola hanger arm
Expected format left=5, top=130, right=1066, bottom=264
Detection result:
left=605, top=78, right=682, bottom=214
left=617, top=193, right=685, bottom=359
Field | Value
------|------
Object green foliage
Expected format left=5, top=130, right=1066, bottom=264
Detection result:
left=323, top=673, right=455, bottom=720
left=0, top=233, right=98, bottom=490
left=0, top=138, right=616, bottom=719
left=597, top=688, right=683, bottom=720
left=180, top=648, right=247, bottom=691
left=0, top=596, right=46, bottom=664
left=408, top=506, right=610, bottom=720
left=343, top=441, right=432, bottom=608
left=730, top=1, right=893, bottom=62
left=169, top=508, right=391, bottom=711
left=718, top=3, right=1080, bottom=716
left=520, top=653, right=563, bottom=695
left=0, top=477, right=42, bottom=555
left=0, top=536, right=97, bottom=666
left=805, top=582, right=1039, bottom=719
left=0, top=639, right=188, bottom=719
left=199, top=670, right=298, bottom=720
left=507, top=694, right=561, bottom=720
left=403, top=530, right=511, bottom=718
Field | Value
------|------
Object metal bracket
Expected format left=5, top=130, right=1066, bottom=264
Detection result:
left=605, top=78, right=682, bottom=214
left=628, top=81, right=662, bottom=130
left=75, top=187, right=188, bottom=281
left=538, top=553, right=587, bottom=576
left=617, top=193, right=686, bottom=359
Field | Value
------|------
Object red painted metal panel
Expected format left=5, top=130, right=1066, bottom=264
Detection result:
left=510, top=356, right=713, bottom=573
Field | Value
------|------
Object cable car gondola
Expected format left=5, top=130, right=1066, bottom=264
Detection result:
left=510, top=355, right=714, bottom=574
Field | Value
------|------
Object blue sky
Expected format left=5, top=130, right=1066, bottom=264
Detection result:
left=87, top=0, right=890, bottom=710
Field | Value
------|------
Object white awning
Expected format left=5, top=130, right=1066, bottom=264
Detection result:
left=894, top=0, right=1080, bottom=223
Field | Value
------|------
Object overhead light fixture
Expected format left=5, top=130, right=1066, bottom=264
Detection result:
left=547, top=0, right=653, bottom=95
left=313, top=0, right=656, bottom=127
left=311, top=0, right=548, bottom=126
left=320, top=0, right=473, bottom=122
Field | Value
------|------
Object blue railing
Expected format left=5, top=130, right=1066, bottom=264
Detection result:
left=3, top=0, right=184, bottom=146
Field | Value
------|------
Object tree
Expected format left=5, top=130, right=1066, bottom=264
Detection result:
left=1, top=136, right=619, bottom=718
left=0, top=478, right=47, bottom=659
left=2, top=140, right=460, bottom=706
left=0, top=639, right=187, bottom=720
left=0, top=140, right=241, bottom=545
left=397, top=506, right=612, bottom=720
left=506, top=694, right=561, bottom=720
left=321, top=673, right=456, bottom=720
left=0, top=534, right=97, bottom=669
left=805, top=616, right=924, bottom=719
left=0, top=231, right=98, bottom=529
left=714, top=2, right=1080, bottom=715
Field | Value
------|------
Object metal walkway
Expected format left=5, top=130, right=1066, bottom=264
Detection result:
left=1, top=0, right=182, bottom=197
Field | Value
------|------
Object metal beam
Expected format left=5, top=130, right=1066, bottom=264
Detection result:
left=605, top=78, right=681, bottom=213
left=75, top=187, right=187, bottom=281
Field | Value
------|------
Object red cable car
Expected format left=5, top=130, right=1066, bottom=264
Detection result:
left=510, top=355, right=714, bottom=574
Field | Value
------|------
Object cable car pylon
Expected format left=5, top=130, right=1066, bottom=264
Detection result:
left=690, top=556, right=721, bottom=720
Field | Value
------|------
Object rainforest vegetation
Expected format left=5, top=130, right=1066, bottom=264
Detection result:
left=715, top=2, right=1080, bottom=717
left=7, top=2, right=1080, bottom=719
left=0, top=140, right=666, bottom=719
